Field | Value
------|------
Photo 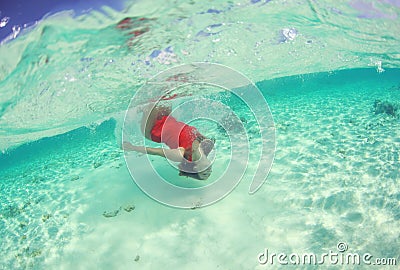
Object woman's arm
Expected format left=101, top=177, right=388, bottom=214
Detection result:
left=122, top=142, right=184, bottom=162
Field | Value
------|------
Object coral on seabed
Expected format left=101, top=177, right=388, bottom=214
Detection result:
left=373, top=100, right=398, bottom=117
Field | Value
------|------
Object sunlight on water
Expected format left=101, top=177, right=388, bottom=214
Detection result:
left=0, top=0, right=399, bottom=150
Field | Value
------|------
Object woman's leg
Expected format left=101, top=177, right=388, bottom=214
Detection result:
left=141, top=103, right=172, bottom=140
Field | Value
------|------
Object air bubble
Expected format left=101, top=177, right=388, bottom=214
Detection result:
left=12, top=25, right=21, bottom=39
left=0, top=16, right=10, bottom=28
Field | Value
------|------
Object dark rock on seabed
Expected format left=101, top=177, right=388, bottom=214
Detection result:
left=373, top=100, right=398, bottom=117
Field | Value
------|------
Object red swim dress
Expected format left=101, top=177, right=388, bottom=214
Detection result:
left=150, top=116, right=201, bottom=161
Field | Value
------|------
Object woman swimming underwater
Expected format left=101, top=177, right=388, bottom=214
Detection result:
left=123, top=104, right=215, bottom=180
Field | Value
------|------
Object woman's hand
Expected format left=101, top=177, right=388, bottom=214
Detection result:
left=193, top=155, right=211, bottom=172
left=193, top=157, right=212, bottom=180
left=122, top=141, right=140, bottom=151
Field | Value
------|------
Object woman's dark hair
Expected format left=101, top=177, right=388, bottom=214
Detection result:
left=179, top=137, right=215, bottom=180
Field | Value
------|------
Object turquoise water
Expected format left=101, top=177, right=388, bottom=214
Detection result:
left=1, top=0, right=400, bottom=269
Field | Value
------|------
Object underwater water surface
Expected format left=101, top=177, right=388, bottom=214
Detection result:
left=0, top=0, right=399, bottom=269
